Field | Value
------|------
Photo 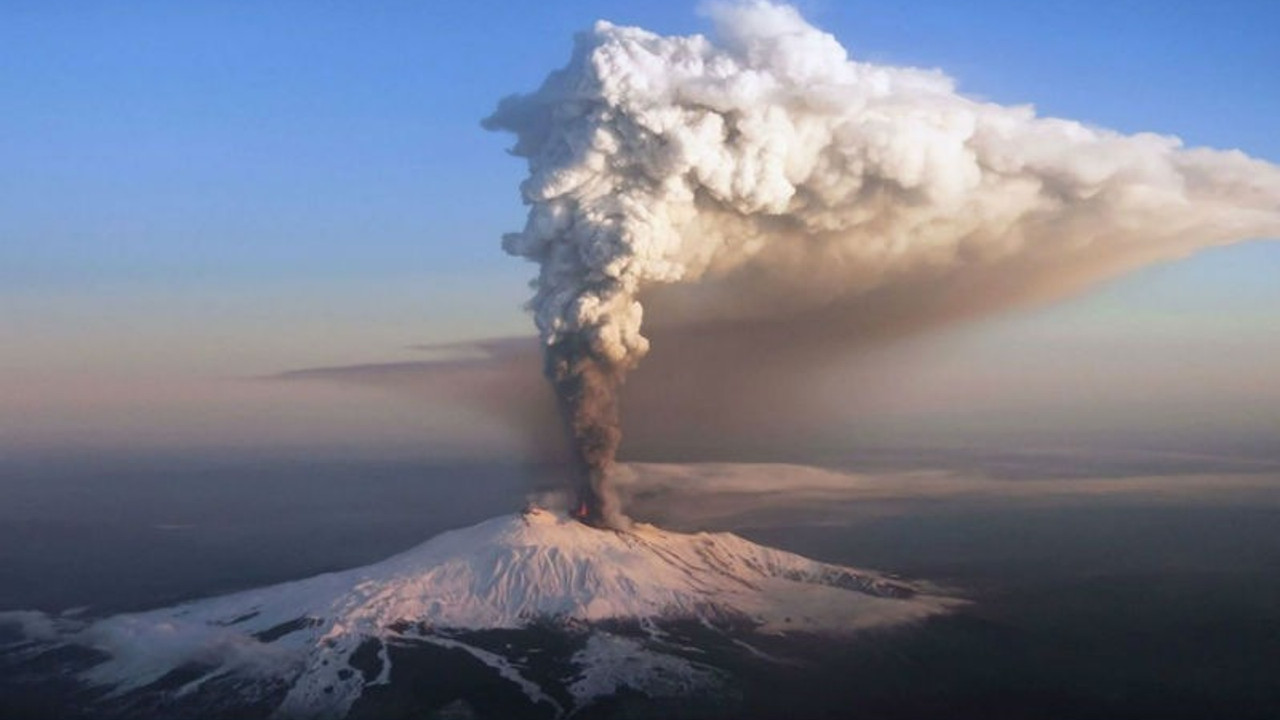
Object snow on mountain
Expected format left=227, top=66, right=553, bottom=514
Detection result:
left=1, top=507, right=953, bottom=718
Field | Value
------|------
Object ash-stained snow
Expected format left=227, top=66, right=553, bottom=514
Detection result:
left=1, top=507, right=952, bottom=718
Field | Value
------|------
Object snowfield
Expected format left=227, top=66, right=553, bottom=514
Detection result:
left=2, top=507, right=954, bottom=718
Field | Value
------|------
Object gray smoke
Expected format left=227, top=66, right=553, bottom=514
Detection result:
left=484, top=1, right=1280, bottom=527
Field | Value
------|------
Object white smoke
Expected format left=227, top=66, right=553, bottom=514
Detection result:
left=484, top=1, right=1280, bottom=522
left=487, top=0, right=1278, bottom=366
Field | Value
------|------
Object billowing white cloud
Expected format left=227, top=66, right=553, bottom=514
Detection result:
left=484, top=1, right=1280, bottom=523
left=488, top=1, right=1278, bottom=365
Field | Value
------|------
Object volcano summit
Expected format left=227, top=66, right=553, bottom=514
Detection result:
left=1, top=507, right=951, bottom=719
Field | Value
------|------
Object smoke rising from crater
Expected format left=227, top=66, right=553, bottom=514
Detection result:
left=484, top=1, right=1280, bottom=526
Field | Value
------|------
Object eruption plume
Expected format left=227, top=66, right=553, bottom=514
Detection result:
left=484, top=1, right=1280, bottom=527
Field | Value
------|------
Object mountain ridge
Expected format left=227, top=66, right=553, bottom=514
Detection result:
left=2, top=507, right=953, bottom=718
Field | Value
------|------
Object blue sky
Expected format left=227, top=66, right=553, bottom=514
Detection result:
left=1, top=1, right=1276, bottom=455
left=4, top=1, right=1275, bottom=289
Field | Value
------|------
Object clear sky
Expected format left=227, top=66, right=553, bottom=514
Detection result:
left=2, top=1, right=1276, bottom=457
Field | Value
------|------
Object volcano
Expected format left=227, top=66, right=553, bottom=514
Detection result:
left=1, top=508, right=953, bottom=719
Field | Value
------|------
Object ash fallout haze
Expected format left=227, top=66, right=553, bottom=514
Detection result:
left=2, top=2, right=1280, bottom=720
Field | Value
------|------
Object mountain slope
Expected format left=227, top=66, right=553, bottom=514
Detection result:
left=2, top=508, right=952, bottom=718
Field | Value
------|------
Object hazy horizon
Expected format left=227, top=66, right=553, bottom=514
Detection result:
left=3, top=1, right=1277, bottom=466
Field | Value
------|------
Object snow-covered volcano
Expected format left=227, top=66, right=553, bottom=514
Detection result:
left=2, top=508, right=953, bottom=719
